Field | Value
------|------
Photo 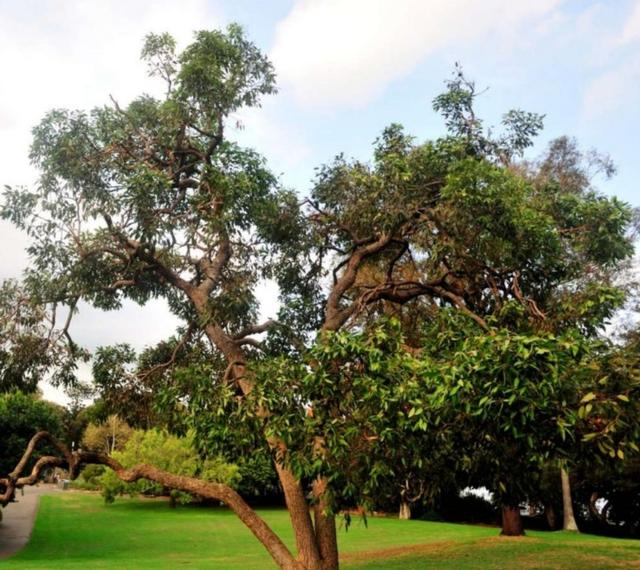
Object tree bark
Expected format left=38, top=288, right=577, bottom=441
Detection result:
left=500, top=505, right=524, bottom=536
left=312, top=478, right=339, bottom=570
left=544, top=503, right=557, bottom=530
left=198, top=311, right=326, bottom=569
left=561, top=467, right=579, bottom=532
left=588, top=492, right=604, bottom=524
left=277, top=463, right=323, bottom=570
left=399, top=500, right=412, bottom=520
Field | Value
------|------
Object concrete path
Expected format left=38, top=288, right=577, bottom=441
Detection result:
left=0, top=484, right=60, bottom=560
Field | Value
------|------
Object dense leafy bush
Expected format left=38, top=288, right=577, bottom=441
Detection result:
left=70, top=464, right=106, bottom=491
left=0, top=391, right=64, bottom=475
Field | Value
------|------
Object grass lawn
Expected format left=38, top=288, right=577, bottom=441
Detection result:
left=1, top=493, right=639, bottom=569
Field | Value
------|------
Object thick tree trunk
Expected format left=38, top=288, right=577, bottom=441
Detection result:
left=312, top=478, right=339, bottom=570
left=501, top=505, right=524, bottom=536
left=277, top=464, right=323, bottom=570
left=544, top=503, right=557, bottom=530
left=199, top=317, right=327, bottom=569
left=561, top=467, right=579, bottom=532
left=399, top=500, right=412, bottom=520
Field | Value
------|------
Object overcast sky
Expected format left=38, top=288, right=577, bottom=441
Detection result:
left=1, top=0, right=638, bottom=403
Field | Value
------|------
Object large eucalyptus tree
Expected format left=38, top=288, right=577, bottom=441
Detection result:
left=1, top=30, right=635, bottom=568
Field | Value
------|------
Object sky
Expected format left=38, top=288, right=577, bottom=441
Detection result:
left=0, top=0, right=638, bottom=403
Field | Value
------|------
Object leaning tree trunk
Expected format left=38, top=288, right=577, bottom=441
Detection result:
left=561, top=467, right=579, bottom=532
left=501, top=505, right=524, bottom=536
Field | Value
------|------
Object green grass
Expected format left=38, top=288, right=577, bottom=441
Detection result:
left=2, top=493, right=639, bottom=569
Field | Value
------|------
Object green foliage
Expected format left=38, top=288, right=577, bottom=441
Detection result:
left=429, top=323, right=588, bottom=504
left=0, top=280, right=85, bottom=392
left=99, top=429, right=239, bottom=505
left=1, top=24, right=293, bottom=338
left=0, top=391, right=64, bottom=475
left=572, top=329, right=640, bottom=464
left=70, top=464, right=106, bottom=491
left=432, top=65, right=544, bottom=159
left=176, top=25, right=276, bottom=115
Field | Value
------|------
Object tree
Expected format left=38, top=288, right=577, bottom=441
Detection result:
left=82, top=415, right=133, bottom=455
left=422, top=314, right=591, bottom=535
left=1, top=33, right=635, bottom=569
left=567, top=323, right=640, bottom=535
left=0, top=280, right=85, bottom=393
left=0, top=391, right=64, bottom=476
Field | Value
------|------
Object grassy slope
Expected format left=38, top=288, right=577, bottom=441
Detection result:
left=1, top=493, right=639, bottom=569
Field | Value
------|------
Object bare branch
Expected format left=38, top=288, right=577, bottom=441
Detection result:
left=233, top=319, right=277, bottom=340
left=323, top=233, right=394, bottom=331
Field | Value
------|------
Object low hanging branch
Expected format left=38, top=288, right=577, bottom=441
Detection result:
left=0, top=431, right=302, bottom=570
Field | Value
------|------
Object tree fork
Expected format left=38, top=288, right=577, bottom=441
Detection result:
left=197, top=306, right=328, bottom=569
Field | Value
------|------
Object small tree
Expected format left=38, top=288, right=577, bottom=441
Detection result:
left=82, top=415, right=133, bottom=455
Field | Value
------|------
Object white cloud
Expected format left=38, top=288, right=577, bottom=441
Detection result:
left=0, top=0, right=219, bottom=185
left=582, top=1, right=640, bottom=120
left=232, top=103, right=313, bottom=173
left=0, top=0, right=220, bottom=265
left=621, top=0, right=640, bottom=44
left=271, top=0, right=564, bottom=109
left=583, top=54, right=640, bottom=119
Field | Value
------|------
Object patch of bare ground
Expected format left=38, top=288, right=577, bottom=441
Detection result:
left=475, top=535, right=542, bottom=546
left=516, top=553, right=640, bottom=570
left=341, top=540, right=458, bottom=563
left=342, top=536, right=541, bottom=565
left=342, top=534, right=639, bottom=569
left=572, top=555, right=640, bottom=569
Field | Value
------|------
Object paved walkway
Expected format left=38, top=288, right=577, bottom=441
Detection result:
left=0, top=484, right=60, bottom=560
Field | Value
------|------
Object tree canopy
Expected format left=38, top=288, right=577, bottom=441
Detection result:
left=0, top=26, right=637, bottom=570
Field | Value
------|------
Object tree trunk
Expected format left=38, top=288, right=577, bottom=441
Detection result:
left=312, top=477, right=339, bottom=570
left=588, top=492, right=603, bottom=524
left=199, top=317, right=327, bottom=569
left=399, top=500, right=412, bottom=520
left=561, top=467, right=579, bottom=532
left=501, top=505, right=524, bottom=536
left=544, top=503, right=557, bottom=530
left=276, top=463, right=323, bottom=570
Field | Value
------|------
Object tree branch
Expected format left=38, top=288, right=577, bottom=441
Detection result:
left=0, top=431, right=301, bottom=570
left=233, top=319, right=277, bottom=340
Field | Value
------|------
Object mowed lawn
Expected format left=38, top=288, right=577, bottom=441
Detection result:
left=2, top=493, right=640, bottom=569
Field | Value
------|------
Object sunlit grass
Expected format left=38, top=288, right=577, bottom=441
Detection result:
left=2, top=493, right=639, bottom=569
